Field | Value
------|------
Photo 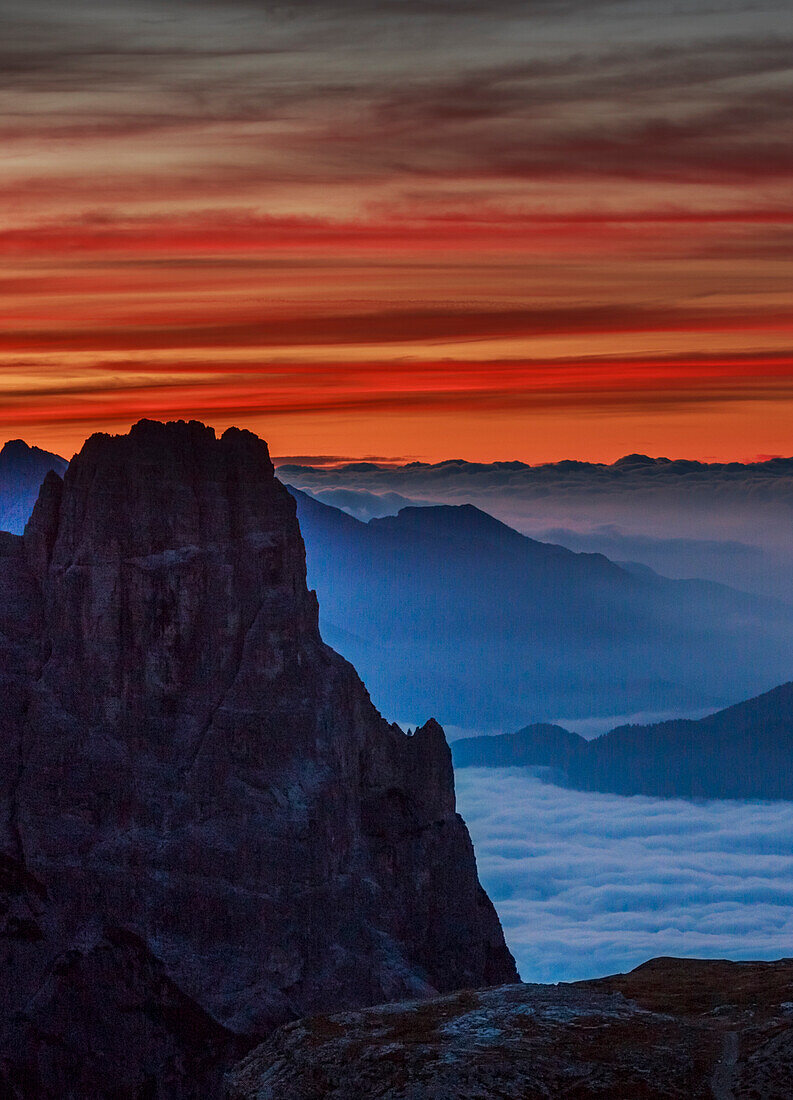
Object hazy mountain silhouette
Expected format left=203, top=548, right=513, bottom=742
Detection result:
left=453, top=682, right=793, bottom=800
left=0, top=439, right=67, bottom=534
left=290, top=488, right=793, bottom=730
left=453, top=723, right=582, bottom=770
left=298, top=486, right=430, bottom=521
left=282, top=453, right=793, bottom=604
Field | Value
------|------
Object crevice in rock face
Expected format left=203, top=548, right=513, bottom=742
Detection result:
left=182, top=586, right=269, bottom=777
left=7, top=751, right=28, bottom=872
left=6, top=616, right=49, bottom=874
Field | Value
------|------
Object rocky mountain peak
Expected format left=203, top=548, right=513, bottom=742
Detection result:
left=0, top=419, right=516, bottom=1095
left=32, top=419, right=277, bottom=561
left=23, top=419, right=319, bottom=735
left=1, top=438, right=33, bottom=458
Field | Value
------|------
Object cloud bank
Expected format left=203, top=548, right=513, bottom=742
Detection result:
left=281, top=455, right=793, bottom=599
left=456, top=768, right=793, bottom=983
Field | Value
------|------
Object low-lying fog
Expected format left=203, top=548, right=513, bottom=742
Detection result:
left=455, top=767, right=793, bottom=983
left=282, top=456, right=793, bottom=603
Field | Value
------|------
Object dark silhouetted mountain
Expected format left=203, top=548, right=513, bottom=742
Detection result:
left=289, top=488, right=793, bottom=730
left=282, top=452, right=793, bottom=603
left=0, top=438, right=67, bottom=534
left=453, top=682, right=793, bottom=800
left=0, top=420, right=515, bottom=1095
left=452, top=723, right=581, bottom=770
left=296, top=485, right=430, bottom=521
left=228, top=956, right=793, bottom=1099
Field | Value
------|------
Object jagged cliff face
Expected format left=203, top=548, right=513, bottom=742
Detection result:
left=0, top=420, right=515, bottom=1094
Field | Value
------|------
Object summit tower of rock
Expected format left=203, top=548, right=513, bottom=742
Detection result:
left=0, top=419, right=516, bottom=1095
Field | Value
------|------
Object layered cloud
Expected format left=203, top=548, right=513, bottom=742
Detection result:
left=456, top=768, right=793, bottom=982
left=281, top=453, right=793, bottom=598
left=2, top=0, right=792, bottom=458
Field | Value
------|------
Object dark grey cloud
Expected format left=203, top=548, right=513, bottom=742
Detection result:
left=340, top=37, right=793, bottom=184
left=4, top=0, right=792, bottom=186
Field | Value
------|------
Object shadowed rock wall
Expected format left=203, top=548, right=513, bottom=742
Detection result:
left=0, top=419, right=515, bottom=1096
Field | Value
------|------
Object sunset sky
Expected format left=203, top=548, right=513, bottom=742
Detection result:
left=2, top=0, right=792, bottom=462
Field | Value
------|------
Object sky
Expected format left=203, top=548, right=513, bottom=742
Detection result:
left=456, top=768, right=793, bottom=982
left=2, top=0, right=792, bottom=461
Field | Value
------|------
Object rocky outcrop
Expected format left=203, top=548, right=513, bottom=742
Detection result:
left=0, top=849, right=245, bottom=1098
left=0, top=419, right=515, bottom=1094
left=227, top=957, right=793, bottom=1099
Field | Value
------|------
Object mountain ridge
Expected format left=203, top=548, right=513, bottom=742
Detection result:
left=453, top=681, right=793, bottom=800
left=289, top=487, right=793, bottom=729
left=0, top=438, right=67, bottom=536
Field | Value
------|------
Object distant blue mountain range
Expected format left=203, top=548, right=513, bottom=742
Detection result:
left=4, top=443, right=792, bottom=737
left=289, top=487, right=793, bottom=731
left=452, top=682, right=793, bottom=801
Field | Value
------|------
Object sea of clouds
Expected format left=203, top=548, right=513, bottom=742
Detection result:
left=281, top=457, right=793, bottom=601
left=455, top=767, right=793, bottom=983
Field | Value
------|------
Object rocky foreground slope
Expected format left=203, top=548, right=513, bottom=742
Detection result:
left=228, top=956, right=793, bottom=1099
left=0, top=419, right=515, bottom=1096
